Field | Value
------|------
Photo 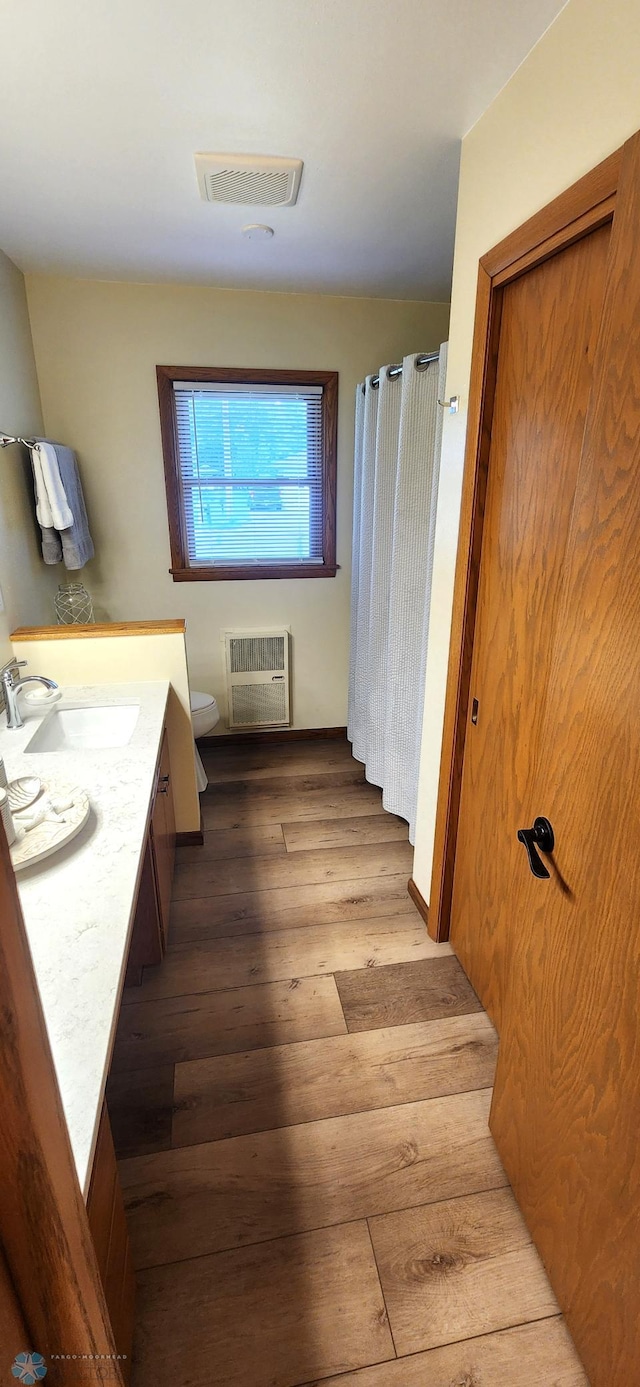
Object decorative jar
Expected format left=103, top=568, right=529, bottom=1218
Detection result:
left=54, top=581, right=95, bottom=625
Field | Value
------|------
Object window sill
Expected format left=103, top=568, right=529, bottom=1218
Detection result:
left=170, top=564, right=339, bottom=582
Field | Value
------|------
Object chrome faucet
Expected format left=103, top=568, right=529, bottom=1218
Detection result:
left=1, top=661, right=58, bottom=730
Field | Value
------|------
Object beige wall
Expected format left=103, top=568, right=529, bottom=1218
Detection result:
left=413, top=0, right=640, bottom=900
left=25, top=277, right=449, bottom=730
left=0, top=251, right=57, bottom=663
left=11, top=629, right=199, bottom=831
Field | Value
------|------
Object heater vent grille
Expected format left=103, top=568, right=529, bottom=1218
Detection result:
left=231, top=682, right=288, bottom=727
left=229, top=635, right=286, bottom=675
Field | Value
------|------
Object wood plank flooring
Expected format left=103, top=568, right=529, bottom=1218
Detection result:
left=369, top=1189, right=560, bottom=1355
left=119, top=1090, right=508, bottom=1268
left=122, top=914, right=443, bottom=1001
left=171, top=839, right=415, bottom=900
left=169, top=1015, right=498, bottom=1145
left=108, top=735, right=587, bottom=1387
left=133, top=1223, right=394, bottom=1387
left=169, top=872, right=415, bottom=942
left=112, top=975, right=347, bottom=1070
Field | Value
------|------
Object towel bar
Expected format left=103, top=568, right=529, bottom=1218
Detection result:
left=0, top=433, right=38, bottom=449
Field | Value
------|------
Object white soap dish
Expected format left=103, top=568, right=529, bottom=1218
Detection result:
left=7, top=775, right=42, bottom=812
left=23, top=686, right=62, bottom=708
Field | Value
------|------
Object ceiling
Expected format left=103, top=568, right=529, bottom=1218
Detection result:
left=0, top=0, right=566, bottom=300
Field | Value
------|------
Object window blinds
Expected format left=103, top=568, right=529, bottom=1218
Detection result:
left=172, top=381, right=325, bottom=567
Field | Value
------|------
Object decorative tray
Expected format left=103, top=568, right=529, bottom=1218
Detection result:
left=9, top=777, right=91, bottom=872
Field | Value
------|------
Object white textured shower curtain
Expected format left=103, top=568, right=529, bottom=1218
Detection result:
left=348, top=346, right=447, bottom=841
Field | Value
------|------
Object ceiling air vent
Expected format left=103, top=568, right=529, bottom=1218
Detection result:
left=195, top=153, right=303, bottom=207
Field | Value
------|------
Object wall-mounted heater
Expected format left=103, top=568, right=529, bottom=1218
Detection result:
left=223, top=629, right=291, bottom=729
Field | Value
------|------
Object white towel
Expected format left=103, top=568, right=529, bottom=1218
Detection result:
left=31, top=441, right=74, bottom=530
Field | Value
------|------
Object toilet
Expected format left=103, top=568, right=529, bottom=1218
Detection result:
left=190, top=690, right=220, bottom=739
left=190, top=691, right=220, bottom=795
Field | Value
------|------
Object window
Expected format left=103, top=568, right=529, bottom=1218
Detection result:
left=157, top=366, right=338, bottom=580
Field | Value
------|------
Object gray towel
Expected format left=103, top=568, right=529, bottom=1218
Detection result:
left=40, top=524, right=63, bottom=565
left=37, top=441, right=95, bottom=569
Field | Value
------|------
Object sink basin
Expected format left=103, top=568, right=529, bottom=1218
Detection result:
left=25, top=704, right=140, bottom=753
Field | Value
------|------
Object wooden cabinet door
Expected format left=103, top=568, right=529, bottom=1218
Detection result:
left=125, top=837, right=163, bottom=986
left=449, top=218, right=611, bottom=1026
left=124, top=726, right=176, bottom=986
left=150, top=728, right=175, bottom=942
left=87, top=1104, right=135, bottom=1381
left=488, top=132, right=640, bottom=1386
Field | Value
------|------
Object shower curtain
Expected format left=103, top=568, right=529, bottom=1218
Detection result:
left=348, top=346, right=447, bottom=841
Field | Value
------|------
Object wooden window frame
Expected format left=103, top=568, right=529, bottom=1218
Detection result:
left=157, top=365, right=339, bottom=581
left=426, top=145, right=622, bottom=943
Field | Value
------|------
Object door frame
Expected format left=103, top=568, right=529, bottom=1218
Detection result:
left=427, top=144, right=624, bottom=942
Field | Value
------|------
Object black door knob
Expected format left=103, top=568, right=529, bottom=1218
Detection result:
left=517, top=817, right=555, bottom=879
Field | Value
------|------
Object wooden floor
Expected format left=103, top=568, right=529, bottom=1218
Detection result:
left=108, top=736, right=587, bottom=1387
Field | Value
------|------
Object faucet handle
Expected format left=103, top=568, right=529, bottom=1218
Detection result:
left=1, top=660, right=26, bottom=686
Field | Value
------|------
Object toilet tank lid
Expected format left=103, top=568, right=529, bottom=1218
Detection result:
left=190, top=690, right=217, bottom=712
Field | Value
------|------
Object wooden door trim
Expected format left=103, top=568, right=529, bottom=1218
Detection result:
left=491, top=193, right=617, bottom=288
left=480, top=148, right=621, bottom=279
left=427, top=146, right=622, bottom=943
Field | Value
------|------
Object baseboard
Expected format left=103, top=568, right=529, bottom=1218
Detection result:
left=407, top=876, right=429, bottom=926
left=176, top=807, right=204, bottom=847
left=199, top=726, right=348, bottom=748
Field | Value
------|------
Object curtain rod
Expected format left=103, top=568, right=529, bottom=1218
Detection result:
left=0, top=433, right=38, bottom=449
left=362, top=350, right=439, bottom=395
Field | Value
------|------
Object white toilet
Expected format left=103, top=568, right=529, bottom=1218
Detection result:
left=190, top=691, right=220, bottom=795
left=190, top=690, right=220, bottom=739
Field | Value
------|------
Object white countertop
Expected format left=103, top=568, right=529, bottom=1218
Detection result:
left=0, top=680, right=169, bottom=1197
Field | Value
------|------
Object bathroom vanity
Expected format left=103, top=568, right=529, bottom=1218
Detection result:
left=0, top=680, right=177, bottom=1377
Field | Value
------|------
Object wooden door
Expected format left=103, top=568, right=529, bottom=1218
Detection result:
left=490, top=132, right=640, bottom=1387
left=449, top=221, right=611, bottom=1025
